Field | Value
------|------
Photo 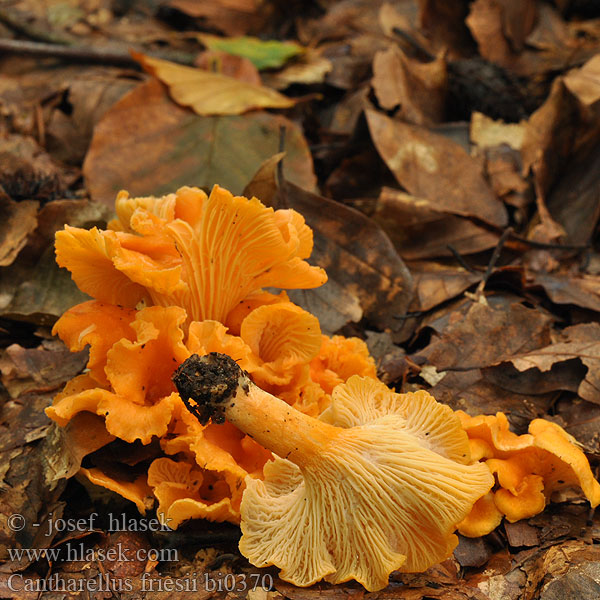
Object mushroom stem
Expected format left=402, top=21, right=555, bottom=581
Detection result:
left=173, top=353, right=340, bottom=468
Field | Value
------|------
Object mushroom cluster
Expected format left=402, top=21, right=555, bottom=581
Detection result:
left=48, top=184, right=600, bottom=591
left=47, top=185, right=377, bottom=524
left=456, top=411, right=600, bottom=537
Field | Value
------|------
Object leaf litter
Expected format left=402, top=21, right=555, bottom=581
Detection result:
left=1, top=0, right=600, bottom=597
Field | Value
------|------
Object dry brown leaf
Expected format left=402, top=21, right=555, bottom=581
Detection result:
left=371, top=44, right=447, bottom=124
left=262, top=48, right=332, bottom=90
left=0, top=199, right=39, bottom=267
left=528, top=272, right=600, bottom=313
left=429, top=369, right=554, bottom=431
left=419, top=301, right=553, bottom=371
left=509, top=323, right=600, bottom=404
left=83, top=79, right=315, bottom=206
left=407, top=261, right=482, bottom=312
left=564, top=54, right=600, bottom=108
left=132, top=51, right=295, bottom=116
left=545, top=142, right=600, bottom=246
left=367, top=110, right=508, bottom=227
left=0, top=342, right=88, bottom=399
left=374, top=187, right=500, bottom=259
left=284, top=181, right=413, bottom=339
left=167, top=0, right=267, bottom=36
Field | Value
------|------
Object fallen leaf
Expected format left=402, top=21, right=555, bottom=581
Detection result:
left=168, top=0, right=267, bottom=36
left=374, top=187, right=500, bottom=259
left=555, top=397, right=600, bottom=454
left=407, top=261, right=482, bottom=312
left=83, top=79, right=316, bottom=206
left=528, top=272, right=600, bottom=313
left=133, top=51, right=295, bottom=115
left=521, top=78, right=579, bottom=200
left=286, top=181, right=414, bottom=339
left=371, top=44, right=447, bottom=124
left=0, top=341, right=88, bottom=399
left=470, top=112, right=525, bottom=151
left=508, top=323, right=600, bottom=404
left=0, top=134, right=65, bottom=202
left=365, top=330, right=407, bottom=384
left=545, top=141, right=600, bottom=246
left=419, top=301, right=552, bottom=371
left=45, top=67, right=139, bottom=165
left=429, top=369, right=554, bottom=431
left=0, top=245, right=90, bottom=325
left=194, top=50, right=262, bottom=85
left=0, top=199, right=109, bottom=325
left=262, top=48, right=332, bottom=89
left=366, top=110, right=508, bottom=227
left=43, top=414, right=115, bottom=483
left=197, top=34, right=304, bottom=70
left=504, top=522, right=539, bottom=548
left=564, top=54, right=600, bottom=108
left=0, top=199, right=39, bottom=267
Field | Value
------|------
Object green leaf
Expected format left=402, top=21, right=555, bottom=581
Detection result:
left=198, top=34, right=304, bottom=70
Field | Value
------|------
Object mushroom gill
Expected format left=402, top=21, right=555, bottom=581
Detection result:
left=173, top=353, right=493, bottom=591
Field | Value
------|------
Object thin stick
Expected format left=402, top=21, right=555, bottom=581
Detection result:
left=446, top=244, right=480, bottom=274
left=482, top=226, right=513, bottom=287
left=0, top=38, right=196, bottom=67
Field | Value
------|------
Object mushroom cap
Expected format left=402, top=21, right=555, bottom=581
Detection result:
left=310, top=335, right=377, bottom=395
left=458, top=411, right=600, bottom=534
left=55, top=185, right=327, bottom=323
left=78, top=467, right=154, bottom=515
left=52, top=301, right=137, bottom=387
left=46, top=306, right=188, bottom=444
left=239, top=376, right=493, bottom=590
left=457, top=492, right=503, bottom=537
left=148, top=457, right=240, bottom=526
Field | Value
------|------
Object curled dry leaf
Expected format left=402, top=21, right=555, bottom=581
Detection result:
left=371, top=44, right=447, bottom=125
left=366, top=110, right=508, bottom=227
left=132, top=51, right=295, bottom=116
left=508, top=323, right=600, bottom=405
left=0, top=199, right=39, bottom=267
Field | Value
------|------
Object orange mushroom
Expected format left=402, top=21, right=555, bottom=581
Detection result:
left=173, top=353, right=493, bottom=591
left=55, top=185, right=327, bottom=324
left=46, top=306, right=188, bottom=444
left=457, top=411, right=600, bottom=536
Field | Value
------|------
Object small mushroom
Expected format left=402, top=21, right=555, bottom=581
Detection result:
left=173, top=353, right=493, bottom=591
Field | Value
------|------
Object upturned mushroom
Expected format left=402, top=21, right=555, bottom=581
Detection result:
left=173, top=352, right=494, bottom=591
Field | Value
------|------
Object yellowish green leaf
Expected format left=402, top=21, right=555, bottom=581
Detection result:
left=132, top=51, right=295, bottom=116
left=198, top=34, right=304, bottom=70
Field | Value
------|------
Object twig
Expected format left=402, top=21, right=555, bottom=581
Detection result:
left=392, top=311, right=425, bottom=320
left=446, top=244, right=480, bottom=274
left=0, top=38, right=197, bottom=67
left=482, top=226, right=513, bottom=288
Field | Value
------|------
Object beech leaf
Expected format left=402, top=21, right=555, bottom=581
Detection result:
left=132, top=51, right=295, bottom=116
